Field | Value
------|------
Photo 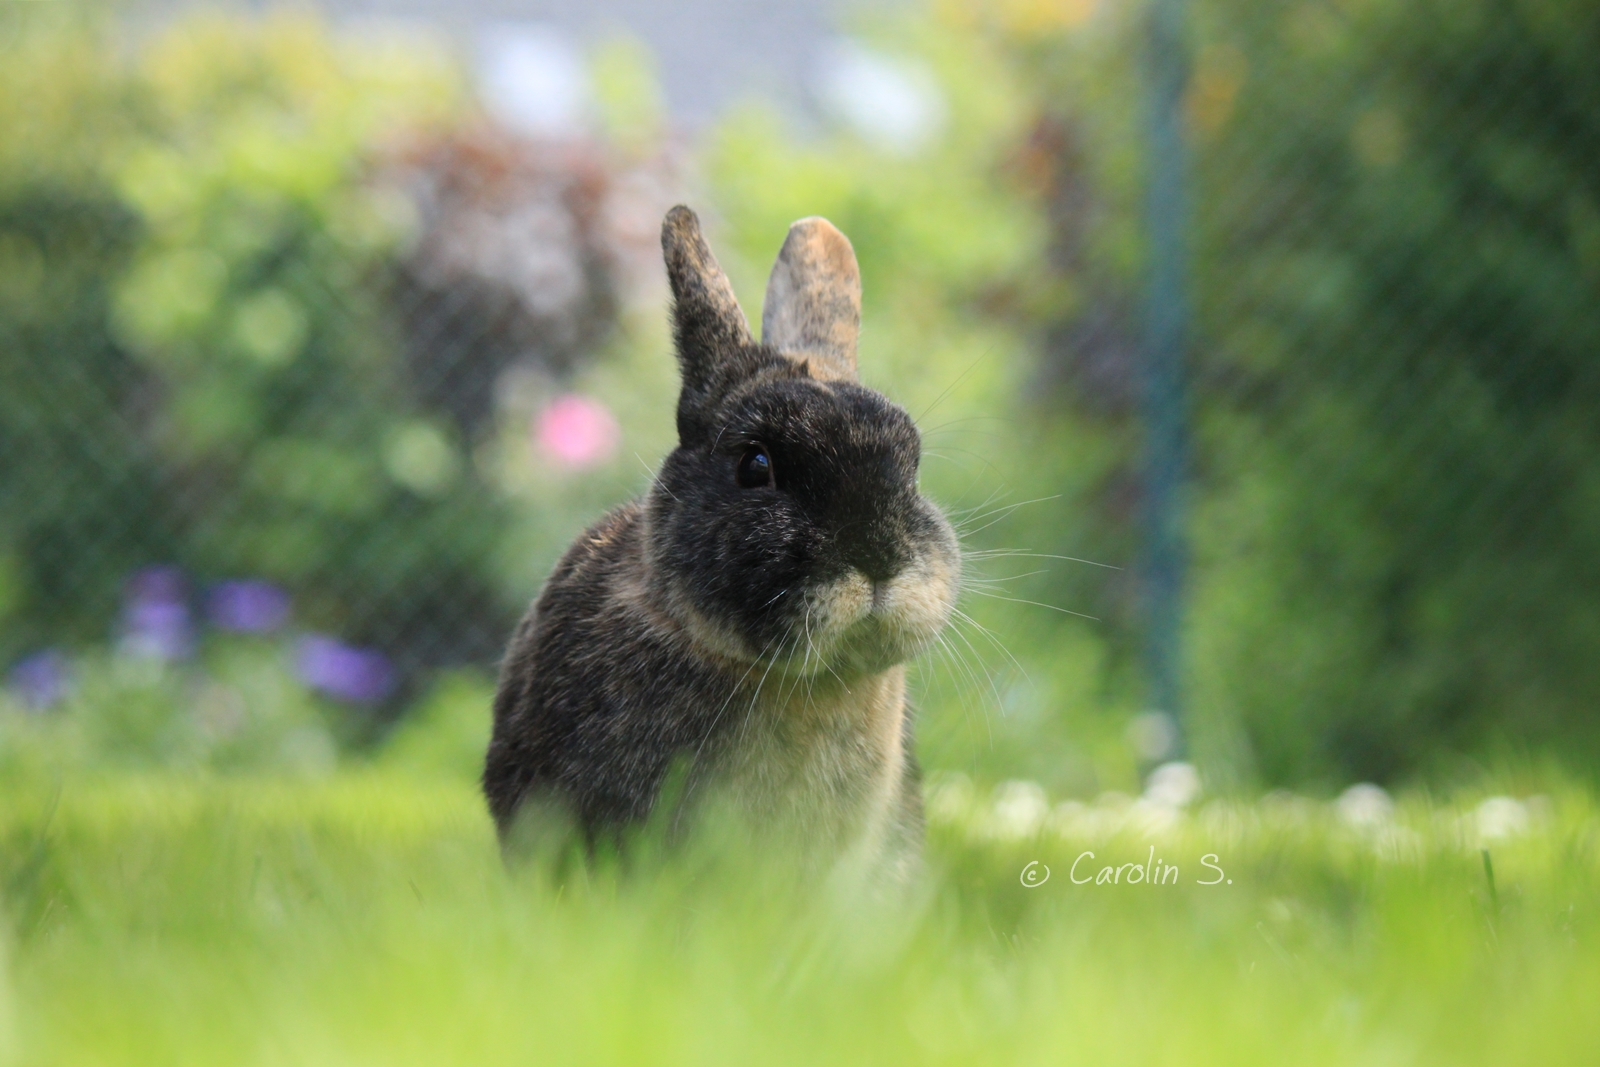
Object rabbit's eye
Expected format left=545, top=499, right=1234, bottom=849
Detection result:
left=736, top=446, right=774, bottom=489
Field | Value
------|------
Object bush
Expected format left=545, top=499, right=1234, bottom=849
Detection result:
left=0, top=10, right=667, bottom=756
left=1185, top=0, right=1600, bottom=784
left=0, top=10, right=502, bottom=682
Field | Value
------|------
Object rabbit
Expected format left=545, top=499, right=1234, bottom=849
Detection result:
left=483, top=205, right=960, bottom=871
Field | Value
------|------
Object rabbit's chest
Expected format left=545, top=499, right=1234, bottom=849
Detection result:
left=718, top=666, right=909, bottom=846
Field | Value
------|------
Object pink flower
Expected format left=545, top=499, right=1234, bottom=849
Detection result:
left=535, top=394, right=620, bottom=469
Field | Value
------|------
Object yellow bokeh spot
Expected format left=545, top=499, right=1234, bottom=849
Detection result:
left=1004, top=0, right=1099, bottom=34
left=1188, top=44, right=1248, bottom=137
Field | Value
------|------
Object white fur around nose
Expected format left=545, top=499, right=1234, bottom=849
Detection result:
left=811, top=553, right=957, bottom=652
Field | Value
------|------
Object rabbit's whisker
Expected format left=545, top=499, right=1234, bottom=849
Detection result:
left=733, top=622, right=798, bottom=755
left=800, top=603, right=843, bottom=706
left=914, top=344, right=997, bottom=423
left=693, top=628, right=786, bottom=770
left=962, top=549, right=1120, bottom=570
left=919, top=446, right=1008, bottom=480
left=815, top=628, right=851, bottom=697
left=950, top=495, right=1063, bottom=539
left=931, top=629, right=995, bottom=750
left=950, top=607, right=1030, bottom=683
left=634, top=451, right=677, bottom=502
left=964, top=589, right=1098, bottom=621
left=944, top=612, right=1009, bottom=713
left=952, top=491, right=1061, bottom=524
left=784, top=603, right=817, bottom=710
left=961, top=569, right=1050, bottom=584
left=944, top=486, right=1008, bottom=521
left=920, top=413, right=1010, bottom=434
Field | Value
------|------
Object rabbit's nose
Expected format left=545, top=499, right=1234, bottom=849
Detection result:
left=833, top=511, right=909, bottom=583
left=848, top=539, right=905, bottom=585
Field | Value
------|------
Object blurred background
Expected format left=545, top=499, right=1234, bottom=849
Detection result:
left=2, top=0, right=1597, bottom=798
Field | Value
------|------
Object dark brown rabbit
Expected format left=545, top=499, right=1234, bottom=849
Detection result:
left=483, top=206, right=959, bottom=870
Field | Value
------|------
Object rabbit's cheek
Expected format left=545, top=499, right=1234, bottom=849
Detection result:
left=650, top=568, right=774, bottom=664
left=879, top=544, right=961, bottom=650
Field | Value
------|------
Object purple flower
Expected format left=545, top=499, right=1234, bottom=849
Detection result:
left=119, top=565, right=193, bottom=661
left=208, top=580, right=291, bottom=634
left=7, top=649, right=70, bottom=711
left=295, top=635, right=395, bottom=704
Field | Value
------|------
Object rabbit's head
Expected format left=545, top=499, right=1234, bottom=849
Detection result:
left=645, top=206, right=959, bottom=679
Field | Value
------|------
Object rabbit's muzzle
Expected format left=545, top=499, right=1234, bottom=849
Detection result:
left=789, top=506, right=961, bottom=677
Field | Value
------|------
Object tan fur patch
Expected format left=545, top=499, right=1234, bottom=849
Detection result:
left=884, top=543, right=959, bottom=644
left=629, top=509, right=761, bottom=666
left=726, top=665, right=909, bottom=854
left=762, top=217, right=861, bottom=383
left=799, top=533, right=960, bottom=668
left=810, top=570, right=873, bottom=632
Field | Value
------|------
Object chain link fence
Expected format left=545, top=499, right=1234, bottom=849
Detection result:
left=1012, top=0, right=1600, bottom=783
left=0, top=12, right=684, bottom=766
left=2, top=1, right=1597, bottom=784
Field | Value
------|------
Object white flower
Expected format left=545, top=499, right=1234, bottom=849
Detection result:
left=1126, top=798, right=1183, bottom=835
left=923, top=772, right=975, bottom=826
left=1143, top=761, right=1202, bottom=809
left=1476, top=796, right=1529, bottom=841
left=986, top=780, right=1050, bottom=840
left=1337, top=783, right=1394, bottom=827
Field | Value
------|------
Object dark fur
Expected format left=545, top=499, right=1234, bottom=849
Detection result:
left=484, top=206, right=955, bottom=858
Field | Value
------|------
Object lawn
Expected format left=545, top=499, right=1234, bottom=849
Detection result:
left=1, top=771, right=1596, bottom=1065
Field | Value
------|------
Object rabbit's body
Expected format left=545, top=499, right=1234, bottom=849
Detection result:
left=485, top=207, right=957, bottom=869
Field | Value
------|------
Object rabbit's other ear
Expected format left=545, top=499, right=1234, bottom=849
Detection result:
left=761, top=217, right=860, bottom=383
left=663, top=206, right=763, bottom=441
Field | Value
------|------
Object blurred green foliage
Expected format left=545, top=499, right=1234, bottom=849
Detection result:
left=0, top=639, right=338, bottom=777
left=3, top=0, right=1599, bottom=792
left=1181, top=0, right=1600, bottom=785
left=939, top=0, right=1600, bottom=789
left=0, top=9, right=513, bottom=686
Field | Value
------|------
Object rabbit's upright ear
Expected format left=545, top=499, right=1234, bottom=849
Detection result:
left=662, top=205, right=762, bottom=443
left=761, top=217, right=860, bottom=383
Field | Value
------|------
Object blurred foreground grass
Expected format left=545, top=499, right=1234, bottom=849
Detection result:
left=1, top=771, right=1596, bottom=1065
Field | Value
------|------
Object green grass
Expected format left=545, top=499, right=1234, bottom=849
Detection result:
left=1, top=771, right=1597, bottom=1065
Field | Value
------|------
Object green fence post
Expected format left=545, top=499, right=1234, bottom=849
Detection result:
left=1141, top=0, right=1192, bottom=755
